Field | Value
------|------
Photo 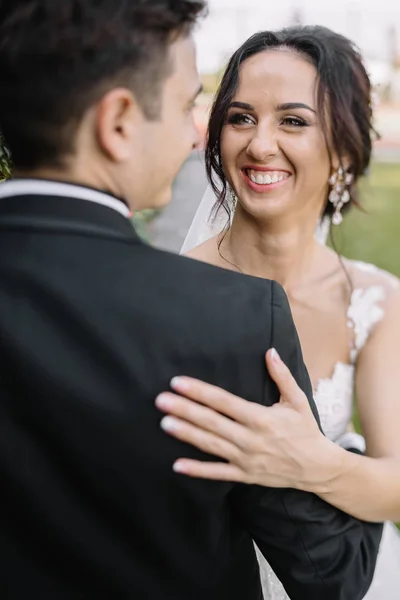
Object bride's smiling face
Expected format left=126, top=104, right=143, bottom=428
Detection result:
left=220, top=49, right=332, bottom=223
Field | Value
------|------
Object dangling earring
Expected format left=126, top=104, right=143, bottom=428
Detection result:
left=229, top=186, right=238, bottom=209
left=228, top=186, right=238, bottom=226
left=328, top=167, right=353, bottom=225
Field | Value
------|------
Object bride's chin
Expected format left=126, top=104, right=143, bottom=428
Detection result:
left=235, top=197, right=291, bottom=224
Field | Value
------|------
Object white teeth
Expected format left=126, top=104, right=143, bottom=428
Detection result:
left=256, top=174, right=264, bottom=184
left=247, top=169, right=288, bottom=186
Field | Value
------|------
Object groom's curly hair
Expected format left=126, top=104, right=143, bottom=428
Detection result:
left=0, top=0, right=206, bottom=169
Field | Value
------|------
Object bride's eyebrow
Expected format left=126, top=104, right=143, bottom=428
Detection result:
left=228, top=101, right=316, bottom=114
left=277, top=102, right=316, bottom=113
left=228, top=101, right=254, bottom=111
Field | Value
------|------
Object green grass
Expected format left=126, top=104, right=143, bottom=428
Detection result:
left=0, top=137, right=11, bottom=181
left=131, top=209, right=159, bottom=243
left=332, top=162, right=400, bottom=277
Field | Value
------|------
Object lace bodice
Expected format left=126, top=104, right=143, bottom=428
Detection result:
left=260, top=259, right=400, bottom=600
left=313, top=260, right=399, bottom=443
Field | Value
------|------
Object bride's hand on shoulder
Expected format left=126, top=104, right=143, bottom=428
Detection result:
left=155, top=350, right=342, bottom=490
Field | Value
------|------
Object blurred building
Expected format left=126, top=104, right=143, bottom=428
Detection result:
left=195, top=0, right=400, bottom=90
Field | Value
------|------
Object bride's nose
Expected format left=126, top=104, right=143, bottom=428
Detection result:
left=246, top=127, right=279, bottom=161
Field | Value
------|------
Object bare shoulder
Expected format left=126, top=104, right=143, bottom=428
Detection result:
left=184, top=235, right=227, bottom=269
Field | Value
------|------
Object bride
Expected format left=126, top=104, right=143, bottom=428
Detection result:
left=156, top=25, right=400, bottom=599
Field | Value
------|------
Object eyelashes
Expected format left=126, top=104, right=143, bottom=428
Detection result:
left=226, top=113, right=310, bottom=128
left=226, top=113, right=254, bottom=126
left=281, top=116, right=309, bottom=127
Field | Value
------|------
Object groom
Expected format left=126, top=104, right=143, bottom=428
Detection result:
left=0, top=1, right=381, bottom=599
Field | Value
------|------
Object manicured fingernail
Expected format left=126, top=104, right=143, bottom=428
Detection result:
left=173, top=461, right=187, bottom=473
left=155, top=394, right=173, bottom=410
left=160, top=416, right=179, bottom=432
left=170, top=376, right=189, bottom=391
left=271, top=348, right=281, bottom=363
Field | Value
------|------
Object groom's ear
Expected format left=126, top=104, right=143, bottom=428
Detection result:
left=94, top=88, right=142, bottom=162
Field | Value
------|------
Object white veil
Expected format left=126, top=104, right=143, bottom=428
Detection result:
left=180, top=185, right=230, bottom=254
left=180, top=184, right=331, bottom=254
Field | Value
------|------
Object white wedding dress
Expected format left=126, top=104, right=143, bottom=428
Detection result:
left=181, top=189, right=400, bottom=599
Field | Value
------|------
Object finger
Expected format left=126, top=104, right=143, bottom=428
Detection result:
left=265, top=349, right=308, bottom=410
left=160, top=416, right=242, bottom=463
left=173, top=459, right=250, bottom=483
left=169, top=376, right=260, bottom=426
left=156, top=393, right=250, bottom=449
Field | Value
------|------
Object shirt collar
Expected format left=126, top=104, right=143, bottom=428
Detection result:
left=0, top=179, right=131, bottom=219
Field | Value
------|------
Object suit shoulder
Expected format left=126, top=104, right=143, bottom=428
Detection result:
left=270, top=280, right=291, bottom=309
left=152, top=245, right=274, bottom=299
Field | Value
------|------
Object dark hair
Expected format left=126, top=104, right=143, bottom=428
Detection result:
left=0, top=0, right=206, bottom=169
left=206, top=25, right=378, bottom=221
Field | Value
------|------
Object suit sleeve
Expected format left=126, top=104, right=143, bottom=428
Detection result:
left=233, top=281, right=383, bottom=600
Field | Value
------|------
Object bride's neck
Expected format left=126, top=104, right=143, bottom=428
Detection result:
left=223, top=208, right=320, bottom=290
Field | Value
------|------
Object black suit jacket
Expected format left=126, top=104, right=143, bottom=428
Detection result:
left=0, top=187, right=382, bottom=599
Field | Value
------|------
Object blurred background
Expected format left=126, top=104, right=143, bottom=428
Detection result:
left=144, top=0, right=400, bottom=284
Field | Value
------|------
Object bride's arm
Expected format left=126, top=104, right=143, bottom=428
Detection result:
left=313, top=288, right=400, bottom=523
